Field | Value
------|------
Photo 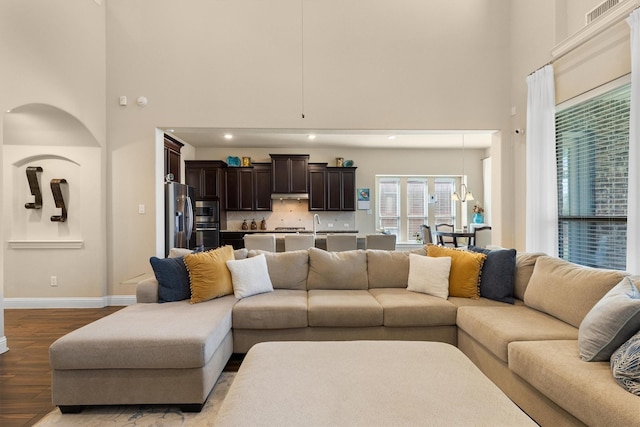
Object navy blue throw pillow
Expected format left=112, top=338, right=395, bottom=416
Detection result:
left=149, top=256, right=191, bottom=303
left=468, top=246, right=516, bottom=304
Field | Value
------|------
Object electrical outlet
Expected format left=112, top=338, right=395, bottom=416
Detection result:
left=328, top=223, right=334, bottom=228
left=50, top=276, right=58, bottom=287
left=344, top=224, right=349, bottom=227
left=138, top=204, right=145, bottom=214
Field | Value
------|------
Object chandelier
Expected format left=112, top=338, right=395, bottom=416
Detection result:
left=452, top=135, right=474, bottom=202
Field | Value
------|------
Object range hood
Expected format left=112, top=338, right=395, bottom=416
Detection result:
left=271, top=193, right=309, bottom=201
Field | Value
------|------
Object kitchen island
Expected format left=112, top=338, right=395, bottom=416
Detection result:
left=220, top=230, right=362, bottom=251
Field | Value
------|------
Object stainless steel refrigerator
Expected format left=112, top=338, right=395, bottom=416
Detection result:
left=165, top=182, right=195, bottom=256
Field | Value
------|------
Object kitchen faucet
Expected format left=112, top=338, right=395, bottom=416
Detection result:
left=313, top=214, right=320, bottom=236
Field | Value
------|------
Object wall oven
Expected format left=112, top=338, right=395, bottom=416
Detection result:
left=191, top=200, right=220, bottom=250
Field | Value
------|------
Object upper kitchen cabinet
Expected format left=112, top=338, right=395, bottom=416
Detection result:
left=225, top=167, right=253, bottom=211
left=308, top=163, right=327, bottom=211
left=225, top=162, right=272, bottom=211
left=253, top=163, right=272, bottom=211
left=326, top=167, right=357, bottom=211
left=164, top=135, right=183, bottom=182
left=271, top=154, right=309, bottom=194
left=185, top=160, right=226, bottom=199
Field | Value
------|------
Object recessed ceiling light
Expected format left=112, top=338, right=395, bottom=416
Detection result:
left=308, top=134, right=316, bottom=140
left=388, top=135, right=396, bottom=140
left=224, top=133, right=233, bottom=140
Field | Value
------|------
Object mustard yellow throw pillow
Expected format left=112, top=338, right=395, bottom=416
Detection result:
left=184, top=245, right=234, bottom=303
left=427, top=244, right=486, bottom=299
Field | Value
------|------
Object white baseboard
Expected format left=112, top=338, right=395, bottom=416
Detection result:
left=3, top=295, right=136, bottom=309
left=0, top=336, right=8, bottom=355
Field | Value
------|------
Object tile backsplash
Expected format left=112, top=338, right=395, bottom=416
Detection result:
left=225, top=200, right=356, bottom=231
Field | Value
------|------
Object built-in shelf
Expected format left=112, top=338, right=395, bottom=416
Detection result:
left=8, top=240, right=84, bottom=249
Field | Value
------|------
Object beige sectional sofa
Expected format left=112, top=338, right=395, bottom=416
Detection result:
left=50, top=246, right=640, bottom=426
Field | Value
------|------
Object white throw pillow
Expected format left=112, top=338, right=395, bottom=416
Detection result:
left=226, top=253, right=274, bottom=299
left=407, top=254, right=451, bottom=299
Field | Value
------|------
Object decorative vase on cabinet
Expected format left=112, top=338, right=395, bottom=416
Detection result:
left=473, top=213, right=484, bottom=224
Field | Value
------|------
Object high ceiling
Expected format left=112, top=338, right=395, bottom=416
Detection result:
left=163, top=128, right=496, bottom=149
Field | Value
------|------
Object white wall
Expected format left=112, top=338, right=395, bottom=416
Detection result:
left=106, top=0, right=513, bottom=295
left=0, top=0, right=627, bottom=320
left=0, top=0, right=106, bottom=348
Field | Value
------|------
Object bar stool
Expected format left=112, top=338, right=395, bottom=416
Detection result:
left=284, top=234, right=315, bottom=251
left=243, top=234, right=276, bottom=252
left=365, top=234, right=396, bottom=250
left=326, top=234, right=357, bottom=252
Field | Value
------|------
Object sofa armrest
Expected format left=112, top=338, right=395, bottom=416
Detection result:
left=136, top=277, right=159, bottom=303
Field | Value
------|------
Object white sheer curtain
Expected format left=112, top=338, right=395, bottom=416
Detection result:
left=626, top=9, right=640, bottom=274
left=525, top=65, right=558, bottom=255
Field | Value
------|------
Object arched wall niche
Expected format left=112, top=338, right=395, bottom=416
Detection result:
left=3, top=103, right=100, bottom=147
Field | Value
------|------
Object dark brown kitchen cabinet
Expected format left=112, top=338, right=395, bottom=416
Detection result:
left=164, top=136, right=183, bottom=182
left=271, top=154, right=309, bottom=194
left=253, top=163, right=272, bottom=211
left=185, top=160, right=226, bottom=199
left=326, top=167, right=356, bottom=211
left=308, top=163, right=327, bottom=211
left=225, top=163, right=272, bottom=211
left=225, top=168, right=254, bottom=211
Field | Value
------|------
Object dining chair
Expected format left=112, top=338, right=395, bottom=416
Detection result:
left=284, top=234, right=315, bottom=251
left=420, top=224, right=433, bottom=244
left=365, top=234, right=396, bottom=250
left=435, top=223, right=455, bottom=247
left=326, top=234, right=357, bottom=252
left=243, top=234, right=276, bottom=252
left=472, top=226, right=492, bottom=248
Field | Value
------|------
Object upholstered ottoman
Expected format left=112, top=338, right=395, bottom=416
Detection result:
left=215, top=341, right=536, bottom=426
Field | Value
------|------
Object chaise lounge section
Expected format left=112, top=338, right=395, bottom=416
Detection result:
left=49, top=246, right=640, bottom=426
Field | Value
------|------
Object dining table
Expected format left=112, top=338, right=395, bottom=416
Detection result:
left=434, top=229, right=475, bottom=247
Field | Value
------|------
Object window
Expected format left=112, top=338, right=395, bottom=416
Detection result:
left=407, top=178, right=428, bottom=240
left=556, top=80, right=630, bottom=270
left=434, top=178, right=456, bottom=224
left=376, top=176, right=455, bottom=241
left=378, top=178, right=400, bottom=236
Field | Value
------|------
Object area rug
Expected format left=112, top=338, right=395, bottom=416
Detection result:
left=35, top=372, right=235, bottom=427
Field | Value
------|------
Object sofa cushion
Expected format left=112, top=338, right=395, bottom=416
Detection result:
left=366, top=250, right=411, bottom=288
left=509, top=340, right=640, bottom=427
left=226, top=254, right=274, bottom=299
left=232, top=289, right=308, bottom=329
left=524, top=256, right=628, bottom=328
left=407, top=254, right=451, bottom=299
left=369, top=288, right=457, bottom=327
left=579, top=276, right=640, bottom=362
left=307, top=247, right=368, bottom=290
left=185, top=246, right=235, bottom=303
left=611, top=329, right=640, bottom=396
left=249, top=249, right=308, bottom=290
left=149, top=256, right=190, bottom=303
left=513, top=252, right=545, bottom=300
left=308, top=290, right=383, bottom=327
left=457, top=305, right=578, bottom=362
left=426, top=244, right=486, bottom=299
left=49, top=296, right=237, bottom=370
left=468, top=246, right=516, bottom=304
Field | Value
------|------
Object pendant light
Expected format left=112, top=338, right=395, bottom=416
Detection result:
left=452, top=135, right=474, bottom=202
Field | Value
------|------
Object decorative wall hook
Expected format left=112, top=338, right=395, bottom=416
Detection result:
left=25, top=166, right=43, bottom=209
left=50, top=179, right=68, bottom=222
